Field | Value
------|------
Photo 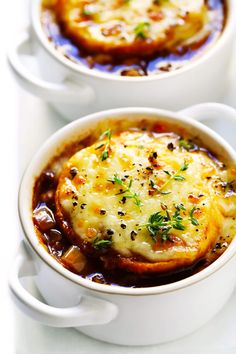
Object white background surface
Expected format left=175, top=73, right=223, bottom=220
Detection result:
left=1, top=1, right=236, bottom=353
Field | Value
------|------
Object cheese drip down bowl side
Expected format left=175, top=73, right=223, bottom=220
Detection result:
left=10, top=104, right=236, bottom=345
left=7, top=0, right=236, bottom=120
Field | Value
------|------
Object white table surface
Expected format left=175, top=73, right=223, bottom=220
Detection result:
left=1, top=1, right=236, bottom=353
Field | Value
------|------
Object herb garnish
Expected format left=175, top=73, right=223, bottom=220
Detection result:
left=149, top=179, right=157, bottom=188
left=92, top=236, right=113, bottom=250
left=134, top=22, right=150, bottom=39
left=179, top=139, right=195, bottom=151
left=189, top=206, right=199, bottom=226
left=146, top=208, right=185, bottom=242
left=175, top=203, right=186, bottom=211
left=180, top=160, right=189, bottom=171
left=171, top=210, right=185, bottom=231
left=160, top=160, right=189, bottom=191
left=149, top=179, right=171, bottom=195
left=95, top=129, right=112, bottom=161
left=174, top=175, right=185, bottom=181
left=108, top=174, right=142, bottom=208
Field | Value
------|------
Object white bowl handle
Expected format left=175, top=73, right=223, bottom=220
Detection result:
left=178, top=103, right=236, bottom=149
left=7, top=29, right=95, bottom=103
left=9, top=242, right=118, bottom=327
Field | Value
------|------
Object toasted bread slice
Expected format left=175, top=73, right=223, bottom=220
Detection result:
left=55, top=130, right=224, bottom=274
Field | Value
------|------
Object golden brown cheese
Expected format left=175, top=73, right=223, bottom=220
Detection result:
left=54, top=0, right=210, bottom=56
left=55, top=130, right=235, bottom=273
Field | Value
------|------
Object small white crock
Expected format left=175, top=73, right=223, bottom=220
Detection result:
left=9, top=103, right=236, bottom=346
left=7, top=0, right=236, bottom=121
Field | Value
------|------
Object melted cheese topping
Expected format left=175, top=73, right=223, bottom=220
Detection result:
left=55, top=131, right=236, bottom=272
left=54, top=0, right=210, bottom=55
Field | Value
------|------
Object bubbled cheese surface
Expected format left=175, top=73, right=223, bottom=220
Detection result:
left=55, top=130, right=232, bottom=271
left=54, top=0, right=209, bottom=55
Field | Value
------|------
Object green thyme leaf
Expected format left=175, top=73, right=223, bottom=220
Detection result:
left=180, top=160, right=189, bottom=171
left=149, top=179, right=171, bottom=195
left=92, top=237, right=113, bottom=250
left=109, top=174, right=123, bottom=185
left=95, top=143, right=105, bottom=150
left=160, top=160, right=190, bottom=191
left=133, top=194, right=142, bottom=208
left=172, top=223, right=185, bottom=231
left=149, top=179, right=157, bottom=189
left=134, top=22, right=150, bottom=39
left=128, top=179, right=133, bottom=189
left=172, top=210, right=185, bottom=230
left=189, top=207, right=199, bottom=226
left=164, top=170, right=171, bottom=176
left=175, top=203, right=186, bottom=211
left=100, top=129, right=111, bottom=140
left=101, top=151, right=109, bottom=161
left=174, top=175, right=185, bottom=181
left=108, top=174, right=142, bottom=209
left=179, top=139, right=195, bottom=151
left=97, top=129, right=112, bottom=161
left=146, top=209, right=185, bottom=242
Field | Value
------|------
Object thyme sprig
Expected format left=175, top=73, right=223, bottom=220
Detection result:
left=108, top=174, right=142, bottom=208
left=149, top=179, right=171, bottom=195
left=145, top=201, right=200, bottom=242
left=179, top=139, right=195, bottom=151
left=95, top=129, right=112, bottom=161
left=159, top=160, right=189, bottom=192
left=175, top=203, right=186, bottom=211
left=189, top=206, right=199, bottom=226
left=146, top=208, right=185, bottom=242
left=134, top=22, right=150, bottom=39
left=92, top=236, right=113, bottom=250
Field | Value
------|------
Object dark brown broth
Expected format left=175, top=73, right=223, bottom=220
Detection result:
left=41, top=0, right=226, bottom=76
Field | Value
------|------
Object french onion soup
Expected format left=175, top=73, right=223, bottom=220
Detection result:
left=41, top=0, right=226, bottom=76
left=32, top=119, right=236, bottom=288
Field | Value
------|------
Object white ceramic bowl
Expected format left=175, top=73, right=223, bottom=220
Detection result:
left=7, top=0, right=236, bottom=121
left=9, top=103, right=236, bottom=346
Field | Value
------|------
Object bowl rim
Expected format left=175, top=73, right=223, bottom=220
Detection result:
left=18, top=106, right=236, bottom=296
left=32, top=0, right=236, bottom=82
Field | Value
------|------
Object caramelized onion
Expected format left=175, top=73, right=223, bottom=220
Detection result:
left=33, top=204, right=56, bottom=232
left=61, top=246, right=87, bottom=273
